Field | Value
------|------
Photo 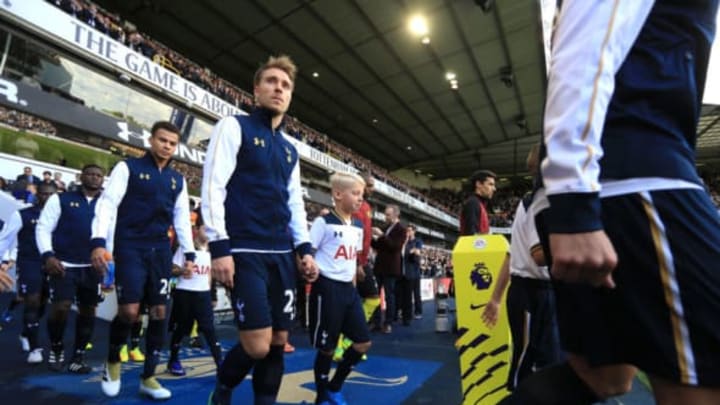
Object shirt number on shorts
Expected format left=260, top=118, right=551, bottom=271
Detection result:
left=284, top=289, right=295, bottom=320
left=159, top=278, right=169, bottom=295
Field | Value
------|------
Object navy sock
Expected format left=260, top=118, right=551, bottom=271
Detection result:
left=73, top=313, right=95, bottom=356
left=47, top=316, right=66, bottom=353
left=130, top=320, right=142, bottom=349
left=108, top=316, right=131, bottom=363
left=210, top=342, right=223, bottom=367
left=252, top=344, right=284, bottom=405
left=200, top=326, right=222, bottom=366
left=217, top=343, right=256, bottom=388
left=328, top=347, right=363, bottom=392
left=313, top=352, right=333, bottom=403
left=142, top=319, right=166, bottom=379
left=23, top=305, right=41, bottom=350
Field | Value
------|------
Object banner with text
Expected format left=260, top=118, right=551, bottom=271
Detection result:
left=0, top=0, right=458, bottom=227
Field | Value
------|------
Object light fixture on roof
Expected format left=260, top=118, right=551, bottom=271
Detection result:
left=406, top=145, right=413, bottom=150
left=475, top=0, right=494, bottom=13
left=447, top=73, right=459, bottom=90
left=312, top=72, right=319, bottom=78
left=500, top=66, right=514, bottom=88
left=372, top=118, right=378, bottom=124
left=408, top=15, right=429, bottom=36
left=421, top=36, right=430, bottom=45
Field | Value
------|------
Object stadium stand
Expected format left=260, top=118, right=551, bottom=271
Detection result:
left=44, top=0, right=462, bottom=216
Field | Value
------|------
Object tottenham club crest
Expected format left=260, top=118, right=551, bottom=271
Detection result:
left=470, top=262, right=492, bottom=290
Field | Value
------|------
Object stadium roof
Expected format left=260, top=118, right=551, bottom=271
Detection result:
left=92, top=0, right=720, bottom=179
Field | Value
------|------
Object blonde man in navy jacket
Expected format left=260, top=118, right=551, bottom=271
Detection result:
left=203, top=55, right=318, bottom=405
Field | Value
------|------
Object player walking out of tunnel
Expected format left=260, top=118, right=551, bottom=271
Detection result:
left=91, top=122, right=196, bottom=400
left=501, top=1, right=720, bottom=404
left=202, top=55, right=318, bottom=405
left=36, top=165, right=105, bottom=374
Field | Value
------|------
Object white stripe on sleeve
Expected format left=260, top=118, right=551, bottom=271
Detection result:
left=201, top=116, right=242, bottom=243
left=542, top=0, right=655, bottom=196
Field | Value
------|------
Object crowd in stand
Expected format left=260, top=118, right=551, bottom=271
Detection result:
left=0, top=108, right=57, bottom=136
left=45, top=0, right=468, bottom=216
left=21, top=2, right=720, bottom=223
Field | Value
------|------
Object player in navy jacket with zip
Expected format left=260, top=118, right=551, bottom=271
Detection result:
left=501, top=1, right=720, bottom=404
left=36, top=164, right=104, bottom=374
left=14, top=181, right=56, bottom=364
left=90, top=121, right=196, bottom=400
left=203, top=55, right=318, bottom=405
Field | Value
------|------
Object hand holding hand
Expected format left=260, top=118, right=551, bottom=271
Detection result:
left=481, top=300, right=500, bottom=328
left=183, top=260, right=195, bottom=279
left=300, top=255, right=319, bottom=282
left=91, top=247, right=110, bottom=275
left=212, top=256, right=235, bottom=288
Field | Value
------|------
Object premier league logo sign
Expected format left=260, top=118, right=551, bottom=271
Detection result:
left=470, top=262, right=492, bottom=290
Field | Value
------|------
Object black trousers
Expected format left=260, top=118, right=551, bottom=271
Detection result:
left=396, top=276, right=412, bottom=323
left=506, top=275, right=563, bottom=390
left=375, top=274, right=396, bottom=327
left=412, top=277, right=422, bottom=315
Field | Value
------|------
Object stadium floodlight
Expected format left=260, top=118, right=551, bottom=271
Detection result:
left=445, top=72, right=456, bottom=81
left=118, top=73, right=131, bottom=83
left=408, top=15, right=429, bottom=36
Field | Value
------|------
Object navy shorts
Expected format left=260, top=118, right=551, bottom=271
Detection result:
left=231, top=252, right=297, bottom=331
left=48, top=266, right=102, bottom=307
left=538, top=189, right=720, bottom=386
left=170, top=289, right=215, bottom=334
left=16, top=259, right=45, bottom=297
left=114, top=245, right=173, bottom=306
left=309, top=275, right=370, bottom=351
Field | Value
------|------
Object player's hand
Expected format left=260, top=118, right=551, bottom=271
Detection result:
left=212, top=256, right=235, bottom=289
left=300, top=254, right=318, bottom=282
left=371, top=227, right=383, bottom=238
left=91, top=247, right=109, bottom=274
left=357, top=265, right=366, bottom=282
left=0, top=269, right=13, bottom=292
left=182, top=260, right=195, bottom=279
left=481, top=299, right=500, bottom=328
left=549, top=231, right=617, bottom=288
left=44, top=256, right=65, bottom=277
left=0, top=262, right=9, bottom=272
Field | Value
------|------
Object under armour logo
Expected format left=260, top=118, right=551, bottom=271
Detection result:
left=321, top=331, right=328, bottom=345
left=139, top=173, right=150, bottom=180
left=253, top=137, right=265, bottom=147
left=69, top=201, right=80, bottom=208
left=334, top=231, right=343, bottom=238
left=171, top=177, right=177, bottom=190
left=285, top=146, right=292, bottom=163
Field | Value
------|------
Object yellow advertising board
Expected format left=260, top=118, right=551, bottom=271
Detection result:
left=452, top=235, right=511, bottom=405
